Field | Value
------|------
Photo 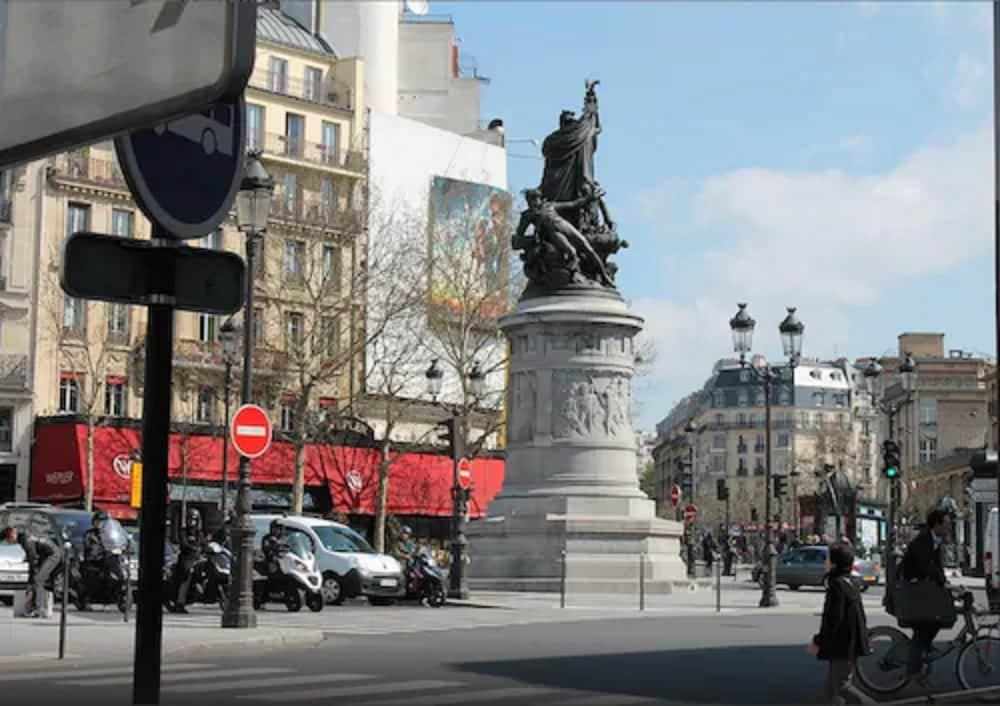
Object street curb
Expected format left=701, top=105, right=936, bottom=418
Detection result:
left=165, top=629, right=325, bottom=658
left=444, top=601, right=514, bottom=610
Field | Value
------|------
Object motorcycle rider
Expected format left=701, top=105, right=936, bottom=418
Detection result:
left=17, top=527, right=63, bottom=618
left=261, top=519, right=288, bottom=583
left=393, top=526, right=418, bottom=590
left=77, top=510, right=109, bottom=610
left=172, top=508, right=205, bottom=613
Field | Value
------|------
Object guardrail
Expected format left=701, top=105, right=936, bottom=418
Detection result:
left=248, top=68, right=353, bottom=113
left=259, top=132, right=366, bottom=174
left=49, top=155, right=128, bottom=190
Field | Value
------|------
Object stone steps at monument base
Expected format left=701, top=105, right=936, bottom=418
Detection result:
left=470, top=554, right=687, bottom=582
left=467, top=577, right=684, bottom=595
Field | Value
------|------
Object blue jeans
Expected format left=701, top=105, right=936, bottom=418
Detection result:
left=908, top=625, right=940, bottom=676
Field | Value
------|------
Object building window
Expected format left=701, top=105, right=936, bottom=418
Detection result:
left=280, top=400, right=297, bottom=432
left=321, top=316, right=340, bottom=358
left=111, top=209, right=134, bottom=238
left=105, top=379, right=126, bottom=417
left=59, top=375, right=80, bottom=413
left=321, top=121, right=340, bottom=164
left=739, top=369, right=750, bottom=383
left=754, top=434, right=765, bottom=452
left=253, top=307, right=264, bottom=346
left=754, top=458, right=765, bottom=476
left=304, top=66, right=323, bottom=101
left=268, top=56, right=288, bottom=94
left=798, top=411, right=809, bottom=428
left=754, top=390, right=765, bottom=406
left=815, top=412, right=825, bottom=428
left=813, top=391, right=825, bottom=407
left=198, top=314, right=218, bottom=343
left=282, top=173, right=299, bottom=215
left=284, top=113, right=304, bottom=158
left=737, top=390, right=748, bottom=407
left=919, top=399, right=937, bottom=426
left=919, top=437, right=938, bottom=464
left=322, top=245, right=341, bottom=294
left=63, top=296, right=86, bottom=334
left=712, top=434, right=726, bottom=451
left=283, top=240, right=306, bottom=283
left=834, top=393, right=847, bottom=408
left=285, top=311, right=304, bottom=350
left=320, top=177, right=337, bottom=218
left=737, top=459, right=748, bottom=477
left=779, top=388, right=792, bottom=406
left=713, top=391, right=724, bottom=408
left=196, top=388, right=215, bottom=424
left=0, top=408, right=12, bottom=452
left=737, top=435, right=747, bottom=454
left=714, top=413, right=724, bottom=426
left=66, top=203, right=90, bottom=238
left=107, top=303, right=129, bottom=340
left=737, top=413, right=746, bottom=426
left=246, top=103, right=264, bottom=151
left=777, top=432, right=790, bottom=449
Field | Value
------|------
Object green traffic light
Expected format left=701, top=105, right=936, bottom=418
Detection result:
left=886, top=467, right=899, bottom=479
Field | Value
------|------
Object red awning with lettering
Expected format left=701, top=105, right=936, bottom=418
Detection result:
left=30, top=421, right=505, bottom=519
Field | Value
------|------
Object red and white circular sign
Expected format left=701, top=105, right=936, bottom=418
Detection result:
left=683, top=503, right=698, bottom=524
left=669, top=484, right=682, bottom=508
left=230, top=404, right=273, bottom=459
left=458, top=457, right=472, bottom=490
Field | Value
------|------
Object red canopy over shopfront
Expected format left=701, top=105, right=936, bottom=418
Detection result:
left=30, top=420, right=505, bottom=521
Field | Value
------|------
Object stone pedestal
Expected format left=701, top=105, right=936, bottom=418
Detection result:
left=467, top=291, right=687, bottom=593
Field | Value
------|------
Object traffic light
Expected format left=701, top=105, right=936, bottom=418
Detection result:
left=717, top=479, right=729, bottom=501
left=436, top=416, right=464, bottom=462
left=751, top=507, right=759, bottom=522
left=882, top=440, right=901, bottom=480
left=773, top=475, right=788, bottom=498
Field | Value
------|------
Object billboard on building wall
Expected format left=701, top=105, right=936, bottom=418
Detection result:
left=426, top=175, right=512, bottom=323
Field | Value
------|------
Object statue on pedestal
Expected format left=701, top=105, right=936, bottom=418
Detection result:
left=512, top=80, right=629, bottom=295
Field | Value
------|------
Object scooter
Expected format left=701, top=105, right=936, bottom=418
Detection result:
left=252, top=534, right=324, bottom=613
left=164, top=542, right=232, bottom=612
left=403, top=548, right=446, bottom=608
left=75, top=519, right=132, bottom=613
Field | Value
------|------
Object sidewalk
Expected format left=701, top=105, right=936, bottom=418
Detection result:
left=0, top=610, right=324, bottom=665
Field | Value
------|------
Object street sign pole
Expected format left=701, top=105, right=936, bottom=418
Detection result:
left=132, top=235, right=176, bottom=706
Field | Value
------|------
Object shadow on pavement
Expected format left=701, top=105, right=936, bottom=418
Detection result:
left=452, top=644, right=824, bottom=704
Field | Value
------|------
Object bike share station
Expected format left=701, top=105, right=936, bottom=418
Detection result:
left=0, top=3, right=259, bottom=704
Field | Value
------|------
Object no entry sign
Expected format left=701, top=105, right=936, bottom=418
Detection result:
left=670, top=484, right=682, bottom=508
left=683, top=504, right=699, bottom=524
left=458, top=457, right=472, bottom=490
left=230, top=404, right=272, bottom=459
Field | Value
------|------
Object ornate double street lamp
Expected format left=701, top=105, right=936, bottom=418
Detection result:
left=425, top=358, right=486, bottom=600
left=729, top=303, right=804, bottom=608
left=222, top=152, right=274, bottom=629
left=862, top=352, right=917, bottom=605
left=683, top=420, right=698, bottom=579
left=219, top=317, right=240, bottom=521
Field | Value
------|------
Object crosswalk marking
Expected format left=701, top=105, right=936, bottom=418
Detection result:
left=362, top=685, right=557, bottom=705
left=241, top=679, right=462, bottom=702
left=0, top=663, right=209, bottom=682
left=60, top=666, right=289, bottom=687
left=165, top=673, right=373, bottom=694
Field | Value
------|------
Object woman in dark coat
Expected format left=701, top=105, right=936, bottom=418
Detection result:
left=808, top=542, right=870, bottom=705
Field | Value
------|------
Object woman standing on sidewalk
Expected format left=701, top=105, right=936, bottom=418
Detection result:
left=807, top=542, right=870, bottom=705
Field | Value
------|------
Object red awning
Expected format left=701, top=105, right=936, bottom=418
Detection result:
left=31, top=421, right=505, bottom=519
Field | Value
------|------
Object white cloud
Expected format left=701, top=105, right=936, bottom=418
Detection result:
left=632, top=125, right=991, bottom=428
left=951, top=53, right=988, bottom=109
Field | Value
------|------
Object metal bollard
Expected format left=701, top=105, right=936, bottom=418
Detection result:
left=124, top=546, right=132, bottom=623
left=560, top=550, right=567, bottom=609
left=715, top=551, right=722, bottom=613
left=639, top=552, right=646, bottom=611
left=59, top=542, right=71, bottom=660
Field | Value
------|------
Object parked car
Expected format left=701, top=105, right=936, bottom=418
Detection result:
left=752, top=545, right=873, bottom=591
left=250, top=514, right=405, bottom=606
left=0, top=542, right=28, bottom=605
left=0, top=505, right=93, bottom=560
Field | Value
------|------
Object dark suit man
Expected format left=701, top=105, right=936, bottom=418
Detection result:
left=899, top=509, right=952, bottom=680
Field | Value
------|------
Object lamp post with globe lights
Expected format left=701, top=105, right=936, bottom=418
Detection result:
left=861, top=352, right=917, bottom=606
left=218, top=316, right=240, bottom=522
left=425, top=358, right=487, bottom=600
left=683, top=419, right=698, bottom=578
left=222, top=151, right=273, bottom=629
left=729, top=303, right=804, bottom=608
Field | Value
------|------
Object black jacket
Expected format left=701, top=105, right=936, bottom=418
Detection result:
left=813, top=572, right=869, bottom=661
left=900, top=528, right=946, bottom=585
left=261, top=533, right=287, bottom=562
left=178, top=527, right=204, bottom=561
left=18, top=533, right=58, bottom=568
left=83, top=527, right=104, bottom=562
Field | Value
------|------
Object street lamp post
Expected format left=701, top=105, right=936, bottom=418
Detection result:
left=222, top=151, right=273, bottom=629
left=219, top=317, right=239, bottom=522
left=426, top=358, right=486, bottom=600
left=729, top=303, right=804, bottom=608
left=862, top=352, right=917, bottom=606
left=684, top=420, right=697, bottom=579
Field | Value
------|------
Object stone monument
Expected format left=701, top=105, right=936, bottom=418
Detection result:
left=467, top=80, right=687, bottom=593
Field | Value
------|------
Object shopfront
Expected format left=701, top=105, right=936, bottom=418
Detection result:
left=28, top=417, right=505, bottom=539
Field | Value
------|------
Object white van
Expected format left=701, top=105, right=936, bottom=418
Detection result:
left=986, top=508, right=999, bottom=596
left=251, top=514, right=404, bottom=606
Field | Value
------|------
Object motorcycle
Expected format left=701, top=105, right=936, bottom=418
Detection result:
left=252, top=533, right=324, bottom=613
left=75, top=519, right=132, bottom=613
left=164, top=541, right=232, bottom=612
left=403, top=547, right=446, bottom=607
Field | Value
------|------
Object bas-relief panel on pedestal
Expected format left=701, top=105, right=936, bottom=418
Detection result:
left=551, top=370, right=632, bottom=441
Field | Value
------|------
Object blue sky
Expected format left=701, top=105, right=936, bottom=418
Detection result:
left=432, top=1, right=994, bottom=430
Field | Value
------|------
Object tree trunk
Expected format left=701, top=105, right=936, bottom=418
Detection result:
left=291, top=439, right=307, bottom=516
left=374, top=439, right=391, bottom=553
left=84, top=419, right=95, bottom=512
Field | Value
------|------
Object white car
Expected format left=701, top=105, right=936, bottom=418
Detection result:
left=0, top=543, right=28, bottom=605
left=251, top=515, right=405, bottom=606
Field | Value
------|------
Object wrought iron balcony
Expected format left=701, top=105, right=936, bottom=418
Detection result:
left=0, top=354, right=28, bottom=390
left=257, top=132, right=366, bottom=174
left=49, top=154, right=128, bottom=191
left=248, top=68, right=354, bottom=113
left=269, top=195, right=363, bottom=232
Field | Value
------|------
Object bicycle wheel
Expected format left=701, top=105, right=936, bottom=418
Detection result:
left=854, top=625, right=912, bottom=695
left=957, top=635, right=1000, bottom=692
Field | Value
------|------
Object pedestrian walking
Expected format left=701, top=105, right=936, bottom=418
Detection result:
left=807, top=541, right=870, bottom=705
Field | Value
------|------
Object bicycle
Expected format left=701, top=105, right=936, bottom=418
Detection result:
left=854, top=585, right=1000, bottom=696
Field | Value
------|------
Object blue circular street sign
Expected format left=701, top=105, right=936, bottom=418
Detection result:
left=115, top=95, right=246, bottom=240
